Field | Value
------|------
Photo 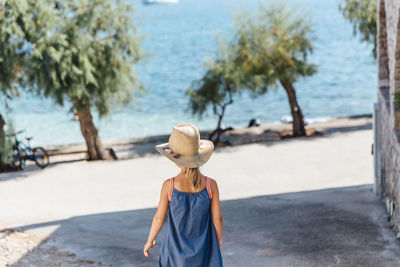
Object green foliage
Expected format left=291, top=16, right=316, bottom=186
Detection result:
left=186, top=42, right=244, bottom=117
left=394, top=92, right=400, bottom=111
left=233, top=3, right=317, bottom=89
left=0, top=0, right=144, bottom=116
left=339, top=0, right=377, bottom=57
left=187, top=3, right=316, bottom=118
left=0, top=1, right=27, bottom=100
left=0, top=119, right=15, bottom=165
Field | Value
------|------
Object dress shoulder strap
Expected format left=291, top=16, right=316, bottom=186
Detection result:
left=168, top=177, right=174, bottom=201
left=206, top=176, right=213, bottom=200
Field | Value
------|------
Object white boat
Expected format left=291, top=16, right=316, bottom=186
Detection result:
left=143, top=0, right=179, bottom=4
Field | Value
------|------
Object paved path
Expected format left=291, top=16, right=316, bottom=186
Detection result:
left=10, top=185, right=400, bottom=266
left=1, top=128, right=400, bottom=266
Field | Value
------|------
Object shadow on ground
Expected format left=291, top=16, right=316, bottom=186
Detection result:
left=87, top=118, right=374, bottom=160
left=6, top=185, right=400, bottom=267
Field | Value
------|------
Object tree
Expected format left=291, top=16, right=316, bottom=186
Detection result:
left=0, top=119, right=15, bottom=172
left=0, top=1, right=28, bottom=170
left=188, top=3, right=316, bottom=137
left=4, top=0, right=144, bottom=160
left=234, top=4, right=316, bottom=136
left=339, top=0, right=377, bottom=57
left=186, top=43, right=245, bottom=144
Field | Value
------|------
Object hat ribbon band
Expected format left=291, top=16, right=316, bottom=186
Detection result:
left=193, top=151, right=204, bottom=166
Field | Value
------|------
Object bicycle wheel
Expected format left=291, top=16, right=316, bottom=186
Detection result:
left=33, top=147, right=49, bottom=169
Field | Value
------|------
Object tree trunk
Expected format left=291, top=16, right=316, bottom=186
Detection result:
left=0, top=113, right=5, bottom=139
left=0, top=113, right=6, bottom=172
left=280, top=80, right=306, bottom=136
left=208, top=85, right=233, bottom=145
left=208, top=107, right=226, bottom=145
left=76, top=106, right=106, bottom=160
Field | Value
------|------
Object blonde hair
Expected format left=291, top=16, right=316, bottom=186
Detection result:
left=185, top=167, right=203, bottom=190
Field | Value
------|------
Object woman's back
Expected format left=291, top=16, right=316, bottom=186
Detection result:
left=159, top=176, right=223, bottom=267
left=172, top=174, right=207, bottom=194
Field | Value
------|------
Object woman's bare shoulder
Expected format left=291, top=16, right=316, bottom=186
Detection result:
left=162, top=178, right=172, bottom=185
left=206, top=176, right=219, bottom=190
left=161, top=178, right=172, bottom=192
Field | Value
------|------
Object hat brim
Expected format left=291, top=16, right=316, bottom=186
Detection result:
left=155, top=139, right=214, bottom=168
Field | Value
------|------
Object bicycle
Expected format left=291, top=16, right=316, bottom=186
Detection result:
left=7, top=130, right=50, bottom=170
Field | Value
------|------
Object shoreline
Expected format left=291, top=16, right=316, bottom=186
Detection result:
left=44, top=113, right=372, bottom=160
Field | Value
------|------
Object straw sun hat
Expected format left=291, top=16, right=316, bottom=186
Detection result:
left=155, top=123, right=214, bottom=168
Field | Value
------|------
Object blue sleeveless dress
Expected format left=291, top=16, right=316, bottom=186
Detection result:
left=159, top=177, right=223, bottom=267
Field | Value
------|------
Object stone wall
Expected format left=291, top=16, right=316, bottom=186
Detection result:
left=378, top=87, right=400, bottom=229
left=377, top=0, right=400, bottom=232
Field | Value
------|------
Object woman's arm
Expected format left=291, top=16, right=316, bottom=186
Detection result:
left=143, top=179, right=170, bottom=257
left=210, top=179, right=223, bottom=248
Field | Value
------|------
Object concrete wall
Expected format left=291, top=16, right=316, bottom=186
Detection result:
left=377, top=0, right=400, bottom=232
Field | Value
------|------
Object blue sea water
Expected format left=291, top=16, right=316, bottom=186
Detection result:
left=2, top=0, right=377, bottom=146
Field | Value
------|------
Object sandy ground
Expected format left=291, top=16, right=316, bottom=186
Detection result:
left=1, top=128, right=398, bottom=266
